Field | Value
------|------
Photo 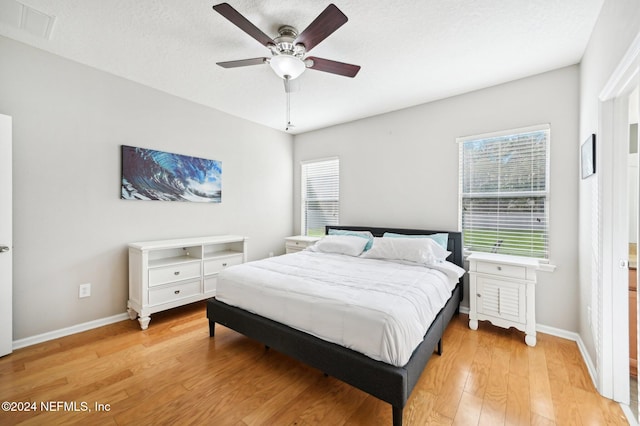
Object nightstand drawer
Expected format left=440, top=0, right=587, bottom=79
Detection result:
left=148, top=262, right=201, bottom=287
left=476, top=261, right=526, bottom=279
left=149, top=280, right=200, bottom=305
left=285, top=241, right=307, bottom=253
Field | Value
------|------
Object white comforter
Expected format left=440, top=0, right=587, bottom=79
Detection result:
left=215, top=250, right=459, bottom=367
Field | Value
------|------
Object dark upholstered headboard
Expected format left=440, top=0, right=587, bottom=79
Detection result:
left=325, top=225, right=463, bottom=269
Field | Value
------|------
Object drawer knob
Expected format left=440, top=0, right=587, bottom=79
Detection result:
left=477, top=293, right=482, bottom=298
left=174, top=290, right=180, bottom=294
left=497, top=266, right=502, bottom=271
left=174, top=271, right=180, bottom=275
left=222, top=263, right=227, bottom=267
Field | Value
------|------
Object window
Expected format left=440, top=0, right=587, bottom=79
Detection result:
left=458, top=125, right=550, bottom=259
left=301, top=158, right=339, bottom=237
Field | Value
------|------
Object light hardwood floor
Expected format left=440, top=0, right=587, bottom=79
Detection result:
left=0, top=301, right=629, bottom=425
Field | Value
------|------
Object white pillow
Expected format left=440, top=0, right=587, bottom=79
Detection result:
left=314, top=235, right=369, bottom=256
left=360, top=237, right=451, bottom=265
left=428, top=260, right=466, bottom=287
left=328, top=229, right=374, bottom=251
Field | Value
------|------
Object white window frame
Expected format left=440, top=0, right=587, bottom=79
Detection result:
left=457, top=124, right=551, bottom=259
left=301, top=157, right=339, bottom=237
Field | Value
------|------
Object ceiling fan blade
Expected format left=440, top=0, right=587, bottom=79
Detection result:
left=217, top=57, right=268, bottom=68
left=306, top=57, right=360, bottom=78
left=212, top=3, right=273, bottom=47
left=294, top=4, right=348, bottom=52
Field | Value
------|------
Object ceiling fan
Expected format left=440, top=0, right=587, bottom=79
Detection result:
left=212, top=2, right=361, bottom=92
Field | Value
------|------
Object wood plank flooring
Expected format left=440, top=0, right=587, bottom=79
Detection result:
left=0, top=302, right=629, bottom=425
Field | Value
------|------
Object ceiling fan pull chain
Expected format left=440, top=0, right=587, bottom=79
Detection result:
left=285, top=76, right=292, bottom=131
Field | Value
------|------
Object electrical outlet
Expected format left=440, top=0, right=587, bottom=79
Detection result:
left=79, top=283, right=91, bottom=298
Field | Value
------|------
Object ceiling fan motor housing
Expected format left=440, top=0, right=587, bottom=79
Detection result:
left=268, top=25, right=307, bottom=79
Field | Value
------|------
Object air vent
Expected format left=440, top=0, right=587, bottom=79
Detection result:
left=0, top=0, right=56, bottom=40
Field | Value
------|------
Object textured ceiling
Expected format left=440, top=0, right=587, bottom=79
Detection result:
left=0, top=0, right=604, bottom=134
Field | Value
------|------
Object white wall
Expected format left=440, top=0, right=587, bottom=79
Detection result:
left=0, top=36, right=293, bottom=340
left=294, top=66, right=580, bottom=332
left=578, top=0, right=640, bottom=367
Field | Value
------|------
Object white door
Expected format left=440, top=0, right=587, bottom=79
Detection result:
left=0, top=114, right=12, bottom=357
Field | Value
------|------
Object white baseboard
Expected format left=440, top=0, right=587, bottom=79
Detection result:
left=12, top=312, right=130, bottom=350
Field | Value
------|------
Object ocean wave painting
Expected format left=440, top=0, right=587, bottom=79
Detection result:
left=121, top=145, right=222, bottom=203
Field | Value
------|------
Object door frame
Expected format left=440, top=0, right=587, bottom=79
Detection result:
left=598, top=31, right=640, bottom=403
left=0, top=114, right=12, bottom=357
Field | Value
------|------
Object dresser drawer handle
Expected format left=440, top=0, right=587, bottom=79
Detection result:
left=174, top=271, right=180, bottom=276
left=174, top=290, right=180, bottom=295
left=222, top=263, right=228, bottom=267
left=477, top=293, right=482, bottom=298
left=496, top=266, right=502, bottom=271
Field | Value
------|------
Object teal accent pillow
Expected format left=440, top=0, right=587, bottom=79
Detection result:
left=328, top=229, right=374, bottom=251
left=382, top=232, right=449, bottom=250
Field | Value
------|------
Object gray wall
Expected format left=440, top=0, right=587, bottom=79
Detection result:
left=294, top=66, right=580, bottom=332
left=0, top=36, right=294, bottom=340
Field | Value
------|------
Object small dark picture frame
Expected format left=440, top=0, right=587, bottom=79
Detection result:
left=581, top=134, right=596, bottom=179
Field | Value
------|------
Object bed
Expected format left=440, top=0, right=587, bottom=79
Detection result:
left=207, top=226, right=464, bottom=426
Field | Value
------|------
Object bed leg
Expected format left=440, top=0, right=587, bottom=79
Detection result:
left=209, top=321, right=216, bottom=337
left=437, top=339, right=443, bottom=355
left=392, top=406, right=403, bottom=426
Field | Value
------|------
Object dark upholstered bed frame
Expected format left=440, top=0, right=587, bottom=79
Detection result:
left=207, top=226, right=464, bottom=426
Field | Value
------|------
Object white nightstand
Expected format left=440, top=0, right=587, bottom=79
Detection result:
left=285, top=235, right=321, bottom=254
left=467, top=252, right=539, bottom=346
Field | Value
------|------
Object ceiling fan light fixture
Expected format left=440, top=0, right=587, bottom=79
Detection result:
left=269, top=54, right=306, bottom=80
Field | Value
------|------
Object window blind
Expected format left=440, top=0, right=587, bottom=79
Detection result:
left=301, top=158, right=339, bottom=237
left=459, top=126, right=550, bottom=258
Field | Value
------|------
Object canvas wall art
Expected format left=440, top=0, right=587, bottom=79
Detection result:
left=121, top=145, right=222, bottom=202
left=581, top=134, right=596, bottom=179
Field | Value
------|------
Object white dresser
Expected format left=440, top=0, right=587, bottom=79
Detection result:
left=127, top=235, right=247, bottom=330
left=467, top=252, right=539, bottom=346
left=285, top=235, right=320, bottom=254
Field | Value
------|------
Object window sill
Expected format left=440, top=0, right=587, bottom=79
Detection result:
left=537, top=262, right=557, bottom=272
